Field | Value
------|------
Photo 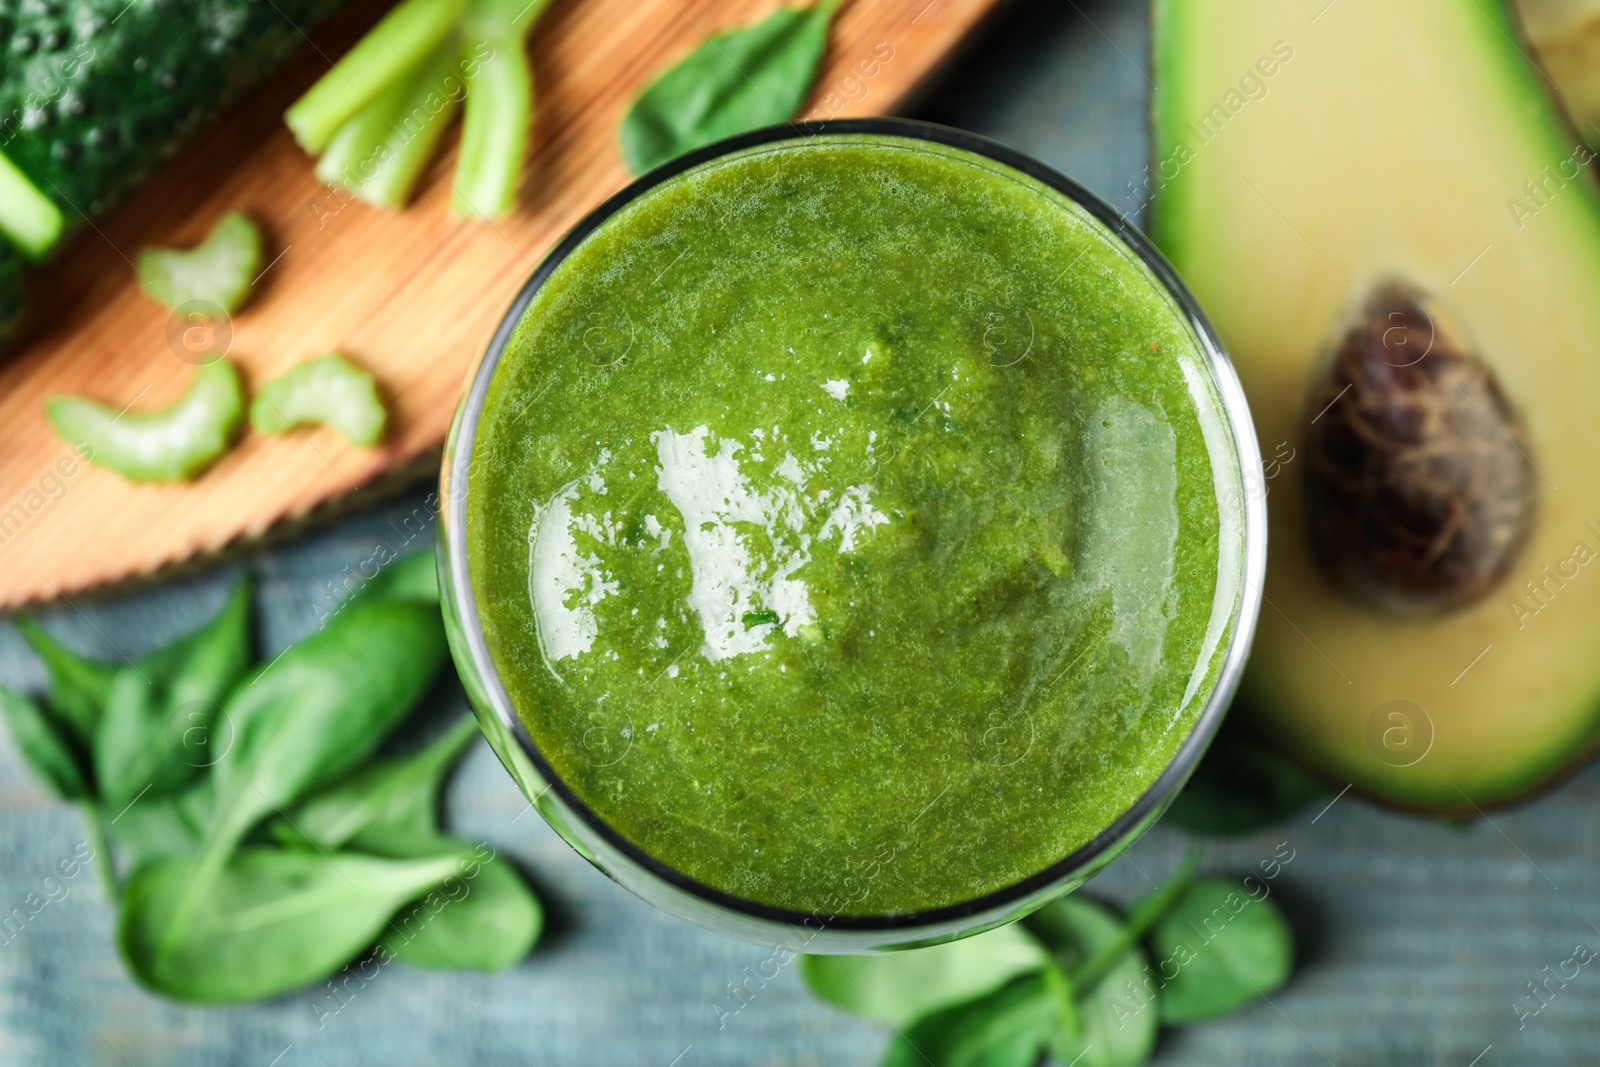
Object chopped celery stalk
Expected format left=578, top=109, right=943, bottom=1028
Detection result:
left=291, top=0, right=556, bottom=216
left=340, top=43, right=465, bottom=209
left=286, top=0, right=468, bottom=154
left=462, top=0, right=551, bottom=38
left=137, top=212, right=263, bottom=314
left=0, top=149, right=63, bottom=259
left=314, top=51, right=437, bottom=191
left=251, top=353, right=387, bottom=446
left=315, top=118, right=381, bottom=193
left=452, top=36, right=531, bottom=218
left=47, top=361, right=245, bottom=483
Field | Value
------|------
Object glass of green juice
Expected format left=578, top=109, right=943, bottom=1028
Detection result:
left=439, top=119, right=1266, bottom=951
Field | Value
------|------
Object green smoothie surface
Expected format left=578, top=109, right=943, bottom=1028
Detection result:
left=467, top=133, right=1244, bottom=916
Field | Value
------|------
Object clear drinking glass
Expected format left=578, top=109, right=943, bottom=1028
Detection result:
left=438, top=119, right=1268, bottom=952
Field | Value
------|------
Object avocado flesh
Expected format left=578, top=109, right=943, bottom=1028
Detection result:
left=1152, top=0, right=1600, bottom=808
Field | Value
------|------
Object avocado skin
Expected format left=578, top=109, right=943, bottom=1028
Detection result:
left=1235, top=688, right=1600, bottom=818
left=0, top=0, right=346, bottom=220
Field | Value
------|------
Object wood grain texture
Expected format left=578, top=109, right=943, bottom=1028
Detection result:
left=0, top=0, right=1001, bottom=609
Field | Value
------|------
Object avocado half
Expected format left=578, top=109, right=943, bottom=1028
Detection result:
left=1150, top=0, right=1600, bottom=809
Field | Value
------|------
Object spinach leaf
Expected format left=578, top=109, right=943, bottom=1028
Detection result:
left=1037, top=897, right=1159, bottom=1067
left=272, top=714, right=480, bottom=853
left=802, top=923, right=1048, bottom=1027
left=93, top=577, right=252, bottom=808
left=1030, top=849, right=1197, bottom=998
left=207, top=598, right=447, bottom=853
left=620, top=0, right=845, bottom=176
left=341, top=547, right=441, bottom=614
left=164, top=599, right=447, bottom=954
left=880, top=970, right=1061, bottom=1067
left=118, top=847, right=459, bottom=1002
left=14, top=618, right=118, bottom=744
left=274, top=714, right=542, bottom=973
left=380, top=843, right=542, bottom=971
left=0, top=684, right=90, bottom=799
left=105, top=779, right=213, bottom=874
left=1145, top=878, right=1293, bottom=1024
left=1162, top=725, right=1325, bottom=836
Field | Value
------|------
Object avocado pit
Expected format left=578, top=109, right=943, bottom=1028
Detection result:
left=1304, top=282, right=1536, bottom=615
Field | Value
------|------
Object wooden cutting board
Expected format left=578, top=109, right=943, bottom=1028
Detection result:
left=0, top=0, right=1003, bottom=609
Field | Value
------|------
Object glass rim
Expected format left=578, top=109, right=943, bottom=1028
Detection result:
left=443, top=117, right=1269, bottom=935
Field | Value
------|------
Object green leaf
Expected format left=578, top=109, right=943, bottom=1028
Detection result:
left=1036, top=898, right=1159, bottom=1067
left=1162, top=726, right=1325, bottom=836
left=161, top=599, right=447, bottom=955
left=880, top=971, right=1060, bottom=1067
left=46, top=360, right=246, bottom=483
left=272, top=714, right=480, bottom=852
left=136, top=213, right=263, bottom=314
left=1146, top=878, right=1294, bottom=1024
left=117, top=847, right=459, bottom=1003
left=0, top=685, right=90, bottom=799
left=337, top=547, right=441, bottom=617
left=1031, top=849, right=1197, bottom=998
left=105, top=779, right=214, bottom=874
left=801, top=923, right=1048, bottom=1028
left=273, top=712, right=540, bottom=974
left=274, top=714, right=540, bottom=974
left=209, top=599, right=448, bottom=849
left=93, top=576, right=253, bottom=808
left=380, top=841, right=541, bottom=971
left=15, top=618, right=118, bottom=744
left=620, top=0, right=845, bottom=176
left=77, top=799, right=117, bottom=901
left=251, top=353, right=388, bottom=446
left=97, top=669, right=187, bottom=808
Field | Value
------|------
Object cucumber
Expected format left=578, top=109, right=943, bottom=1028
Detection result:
left=0, top=0, right=350, bottom=347
left=0, top=0, right=348, bottom=219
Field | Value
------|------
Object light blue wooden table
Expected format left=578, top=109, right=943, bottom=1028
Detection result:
left=5, top=1, right=1598, bottom=1063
